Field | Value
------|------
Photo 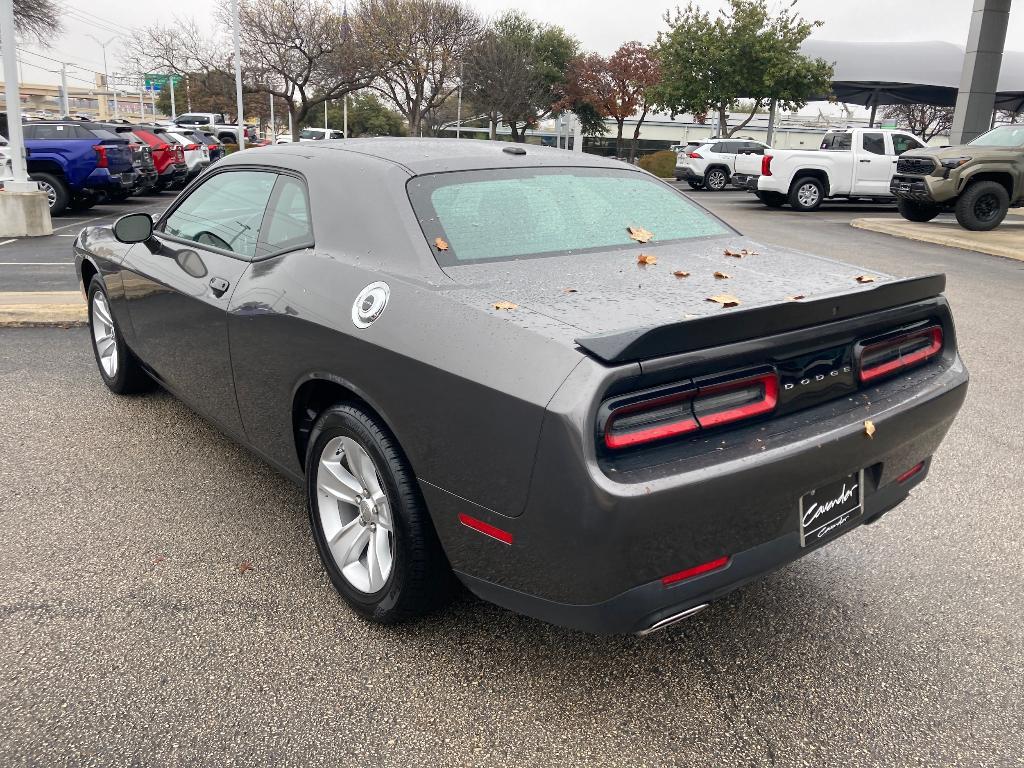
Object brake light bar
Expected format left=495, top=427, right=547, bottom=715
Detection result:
left=761, top=155, right=772, bottom=176
left=858, top=326, right=943, bottom=383
left=93, top=145, right=108, bottom=168
left=602, top=370, right=779, bottom=450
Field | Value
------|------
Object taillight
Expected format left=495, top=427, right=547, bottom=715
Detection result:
left=604, top=385, right=699, bottom=450
left=688, top=151, right=702, bottom=159
left=176, top=146, right=185, bottom=161
left=601, top=370, right=779, bottom=450
left=857, top=326, right=943, bottom=384
left=761, top=155, right=772, bottom=176
left=155, top=143, right=169, bottom=153
left=93, top=145, right=108, bottom=168
left=692, top=371, right=779, bottom=429
left=185, top=143, right=200, bottom=151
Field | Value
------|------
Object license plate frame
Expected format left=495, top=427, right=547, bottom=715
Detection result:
left=799, top=470, right=864, bottom=547
left=897, top=182, right=911, bottom=193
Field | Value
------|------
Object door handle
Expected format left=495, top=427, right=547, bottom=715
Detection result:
left=859, top=159, right=871, bottom=163
left=209, top=276, right=230, bottom=296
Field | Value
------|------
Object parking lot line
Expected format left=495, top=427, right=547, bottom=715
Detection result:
left=0, top=262, right=72, bottom=265
left=0, top=239, right=15, bottom=247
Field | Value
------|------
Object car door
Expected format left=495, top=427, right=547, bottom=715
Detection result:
left=853, top=131, right=895, bottom=196
left=713, top=141, right=737, bottom=172
left=120, top=167, right=279, bottom=436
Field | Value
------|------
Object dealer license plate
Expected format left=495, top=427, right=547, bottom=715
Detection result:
left=799, top=470, right=864, bottom=546
left=897, top=182, right=911, bottom=192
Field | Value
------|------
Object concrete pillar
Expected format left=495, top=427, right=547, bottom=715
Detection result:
left=950, top=0, right=1012, bottom=144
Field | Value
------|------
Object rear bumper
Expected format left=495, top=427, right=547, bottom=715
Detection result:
left=732, top=173, right=759, bottom=190
left=158, top=164, right=188, bottom=183
left=426, top=303, right=968, bottom=634
left=675, top=166, right=702, bottom=182
left=85, top=167, right=136, bottom=192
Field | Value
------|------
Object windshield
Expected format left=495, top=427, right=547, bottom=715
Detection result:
left=969, top=125, right=1024, bottom=147
left=410, top=167, right=730, bottom=265
left=299, top=129, right=325, bottom=139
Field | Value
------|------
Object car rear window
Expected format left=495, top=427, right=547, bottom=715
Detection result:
left=410, top=167, right=730, bottom=265
left=821, top=132, right=852, bottom=150
left=87, top=128, right=122, bottom=141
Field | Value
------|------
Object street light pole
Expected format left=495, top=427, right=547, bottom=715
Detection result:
left=455, top=61, right=463, bottom=139
left=59, top=62, right=70, bottom=117
left=269, top=93, right=275, bottom=140
left=87, top=35, right=119, bottom=120
left=230, top=0, right=246, bottom=149
left=1, top=0, right=32, bottom=187
left=343, top=95, right=348, bottom=138
left=169, top=75, right=176, bottom=119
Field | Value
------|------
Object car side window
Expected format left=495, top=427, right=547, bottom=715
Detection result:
left=742, top=142, right=764, bottom=154
left=161, top=170, right=278, bottom=259
left=710, top=143, right=727, bottom=153
left=862, top=132, right=886, bottom=155
left=258, top=175, right=314, bottom=255
left=892, top=134, right=924, bottom=155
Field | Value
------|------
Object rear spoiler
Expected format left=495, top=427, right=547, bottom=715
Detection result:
left=575, top=273, right=946, bottom=364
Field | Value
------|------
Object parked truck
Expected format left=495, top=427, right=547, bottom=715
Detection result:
left=733, top=128, right=928, bottom=211
left=172, top=113, right=256, bottom=146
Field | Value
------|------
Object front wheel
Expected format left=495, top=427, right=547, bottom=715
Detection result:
left=897, top=199, right=942, bottom=223
left=87, top=277, right=154, bottom=395
left=704, top=168, right=729, bottom=191
left=306, top=404, right=454, bottom=624
left=789, top=176, right=824, bottom=211
left=955, top=181, right=1009, bottom=231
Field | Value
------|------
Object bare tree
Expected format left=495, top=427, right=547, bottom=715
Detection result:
left=10, top=0, right=63, bottom=46
left=358, top=0, right=482, bottom=137
left=236, top=0, right=376, bottom=141
left=463, top=24, right=542, bottom=140
left=122, top=17, right=230, bottom=97
left=881, top=103, right=954, bottom=142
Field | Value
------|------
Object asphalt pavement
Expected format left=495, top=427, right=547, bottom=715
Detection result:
left=1, top=187, right=1022, bottom=766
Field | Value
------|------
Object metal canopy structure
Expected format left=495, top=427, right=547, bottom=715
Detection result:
left=800, top=39, right=1024, bottom=113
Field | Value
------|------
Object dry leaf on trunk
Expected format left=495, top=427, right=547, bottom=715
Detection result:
left=673, top=270, right=690, bottom=278
left=864, top=420, right=876, bottom=438
left=707, top=294, right=741, bottom=308
left=855, top=274, right=876, bottom=283
left=627, top=226, right=654, bottom=243
left=637, top=253, right=658, bottom=265
left=493, top=301, right=518, bottom=311
left=714, top=271, right=730, bottom=279
left=153, top=555, right=166, bottom=565
left=786, top=294, right=806, bottom=301
left=238, top=561, right=254, bottom=574
left=434, top=237, right=449, bottom=251
left=563, top=288, right=578, bottom=293
left=724, top=248, right=758, bottom=258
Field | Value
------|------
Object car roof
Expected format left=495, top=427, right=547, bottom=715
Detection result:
left=226, top=137, right=633, bottom=176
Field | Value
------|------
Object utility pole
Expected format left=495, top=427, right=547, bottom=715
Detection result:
left=269, top=94, right=275, bottom=141
left=230, top=0, right=246, bottom=149
left=87, top=35, right=119, bottom=120
left=1, top=0, right=31, bottom=187
left=343, top=95, right=348, bottom=138
left=169, top=75, right=176, bottom=119
left=325, top=99, right=328, bottom=130
left=59, top=62, right=70, bottom=117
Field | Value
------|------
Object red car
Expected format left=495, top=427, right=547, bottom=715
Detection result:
left=132, top=128, right=187, bottom=191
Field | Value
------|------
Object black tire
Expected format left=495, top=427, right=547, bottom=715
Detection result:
left=755, top=190, right=786, bottom=208
left=306, top=404, right=454, bottom=624
left=29, top=172, right=70, bottom=216
left=107, top=190, right=132, bottom=203
left=86, top=276, right=154, bottom=395
left=70, top=194, right=99, bottom=211
left=955, top=181, right=1009, bottom=231
left=789, top=176, right=824, bottom=211
left=897, top=199, right=941, bottom=223
left=687, top=180, right=703, bottom=190
left=704, top=167, right=729, bottom=191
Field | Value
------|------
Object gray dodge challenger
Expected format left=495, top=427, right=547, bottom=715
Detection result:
left=74, top=139, right=968, bottom=635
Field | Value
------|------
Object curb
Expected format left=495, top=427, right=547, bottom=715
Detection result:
left=850, top=217, right=1024, bottom=262
left=0, top=292, right=87, bottom=328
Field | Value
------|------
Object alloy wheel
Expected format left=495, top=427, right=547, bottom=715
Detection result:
left=797, top=182, right=820, bottom=208
left=317, top=436, right=395, bottom=593
left=707, top=170, right=727, bottom=190
left=974, top=192, right=1000, bottom=222
left=38, top=180, right=56, bottom=209
left=91, top=292, right=119, bottom=378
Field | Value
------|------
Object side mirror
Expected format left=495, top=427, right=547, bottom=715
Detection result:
left=113, top=212, right=153, bottom=244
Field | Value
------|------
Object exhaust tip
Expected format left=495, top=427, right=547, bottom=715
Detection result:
left=636, top=603, right=709, bottom=636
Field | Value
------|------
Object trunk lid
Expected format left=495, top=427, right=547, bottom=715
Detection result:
left=440, top=237, right=944, bottom=363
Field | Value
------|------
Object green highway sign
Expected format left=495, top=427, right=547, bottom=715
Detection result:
left=143, top=73, right=183, bottom=91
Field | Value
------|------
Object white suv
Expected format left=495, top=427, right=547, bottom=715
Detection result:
left=675, top=138, right=770, bottom=191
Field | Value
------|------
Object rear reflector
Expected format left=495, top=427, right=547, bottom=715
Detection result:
left=458, top=513, right=513, bottom=545
left=662, top=556, right=729, bottom=586
left=761, top=155, right=772, bottom=176
left=858, top=326, right=942, bottom=383
left=896, top=461, right=925, bottom=484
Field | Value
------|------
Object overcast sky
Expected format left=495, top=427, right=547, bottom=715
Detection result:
left=11, top=0, right=1024, bottom=91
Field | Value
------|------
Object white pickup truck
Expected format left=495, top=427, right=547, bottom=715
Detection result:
left=172, top=113, right=256, bottom=146
left=732, top=128, right=929, bottom=211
